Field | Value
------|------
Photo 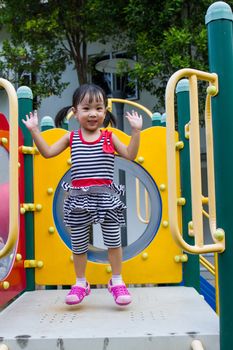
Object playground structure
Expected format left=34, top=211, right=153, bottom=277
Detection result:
left=0, top=84, right=219, bottom=350
left=0, top=1, right=233, bottom=349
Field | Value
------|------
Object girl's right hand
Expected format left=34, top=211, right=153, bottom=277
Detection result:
left=22, top=111, right=39, bottom=132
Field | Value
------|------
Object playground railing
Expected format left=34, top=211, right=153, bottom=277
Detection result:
left=107, top=98, right=153, bottom=118
left=166, top=68, right=225, bottom=254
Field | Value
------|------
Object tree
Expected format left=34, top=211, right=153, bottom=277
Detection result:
left=121, top=0, right=233, bottom=111
left=0, top=0, right=128, bottom=103
left=1, top=0, right=231, bottom=111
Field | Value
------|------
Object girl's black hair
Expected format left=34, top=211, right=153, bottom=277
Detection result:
left=54, top=106, right=71, bottom=128
left=55, top=83, right=116, bottom=128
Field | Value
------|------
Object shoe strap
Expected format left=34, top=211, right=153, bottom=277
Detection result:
left=112, top=285, right=129, bottom=296
left=71, top=285, right=86, bottom=297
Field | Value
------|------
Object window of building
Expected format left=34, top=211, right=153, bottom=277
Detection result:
left=90, top=52, right=138, bottom=100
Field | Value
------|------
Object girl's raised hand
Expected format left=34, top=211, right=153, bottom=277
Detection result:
left=125, top=110, right=143, bottom=131
left=22, top=111, right=39, bottom=131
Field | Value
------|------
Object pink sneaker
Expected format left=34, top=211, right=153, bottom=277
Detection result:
left=108, top=279, right=132, bottom=306
left=65, top=283, right=90, bottom=305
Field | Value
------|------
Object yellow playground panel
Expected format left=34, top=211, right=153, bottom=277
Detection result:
left=33, top=126, right=183, bottom=285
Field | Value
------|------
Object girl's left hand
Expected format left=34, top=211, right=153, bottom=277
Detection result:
left=125, top=110, right=143, bottom=131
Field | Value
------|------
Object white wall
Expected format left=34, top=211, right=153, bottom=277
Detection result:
left=37, top=41, right=158, bottom=130
left=38, top=62, right=78, bottom=123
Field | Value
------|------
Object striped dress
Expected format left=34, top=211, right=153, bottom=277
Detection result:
left=62, top=129, right=126, bottom=227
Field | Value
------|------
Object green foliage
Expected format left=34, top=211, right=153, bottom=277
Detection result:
left=1, top=0, right=233, bottom=110
left=121, top=0, right=217, bottom=111
left=0, top=38, right=69, bottom=101
left=0, top=0, right=127, bottom=104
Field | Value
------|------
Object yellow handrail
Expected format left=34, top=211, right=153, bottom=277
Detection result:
left=202, top=209, right=209, bottom=219
left=0, top=79, right=18, bottom=259
left=66, top=98, right=153, bottom=120
left=200, top=255, right=215, bottom=275
left=205, top=93, right=220, bottom=244
left=135, top=178, right=149, bottom=224
left=166, top=68, right=225, bottom=254
left=214, top=252, right=219, bottom=314
left=107, top=98, right=152, bottom=118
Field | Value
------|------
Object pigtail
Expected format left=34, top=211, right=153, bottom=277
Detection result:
left=103, top=110, right=117, bottom=128
left=55, top=106, right=72, bottom=128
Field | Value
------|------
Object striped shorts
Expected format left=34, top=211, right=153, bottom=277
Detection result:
left=70, top=218, right=121, bottom=255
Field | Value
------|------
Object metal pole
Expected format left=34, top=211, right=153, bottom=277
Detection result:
left=176, top=79, right=200, bottom=291
left=17, top=86, right=34, bottom=291
left=205, top=2, right=233, bottom=348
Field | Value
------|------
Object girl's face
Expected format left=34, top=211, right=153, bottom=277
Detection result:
left=73, top=94, right=106, bottom=132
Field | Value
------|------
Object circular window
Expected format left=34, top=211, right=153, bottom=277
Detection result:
left=53, top=156, right=162, bottom=262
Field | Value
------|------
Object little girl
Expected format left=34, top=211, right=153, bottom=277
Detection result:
left=22, top=83, right=142, bottom=306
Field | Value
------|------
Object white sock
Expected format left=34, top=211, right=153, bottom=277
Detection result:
left=76, top=277, right=86, bottom=287
left=112, top=274, right=123, bottom=286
